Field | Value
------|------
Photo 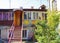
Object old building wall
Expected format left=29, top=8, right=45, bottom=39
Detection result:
left=0, top=26, right=10, bottom=39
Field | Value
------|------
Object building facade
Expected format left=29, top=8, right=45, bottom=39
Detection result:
left=0, top=5, right=47, bottom=42
left=22, top=5, right=47, bottom=40
left=0, top=9, right=13, bottom=42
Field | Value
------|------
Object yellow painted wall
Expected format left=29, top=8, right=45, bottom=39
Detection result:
left=24, top=20, right=29, bottom=25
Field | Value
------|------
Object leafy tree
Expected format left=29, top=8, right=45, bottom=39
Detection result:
left=35, top=10, right=60, bottom=43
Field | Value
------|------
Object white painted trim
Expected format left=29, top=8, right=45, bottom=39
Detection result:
left=31, top=12, right=33, bottom=20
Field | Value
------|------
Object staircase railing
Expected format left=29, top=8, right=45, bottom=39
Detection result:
left=8, top=24, right=14, bottom=43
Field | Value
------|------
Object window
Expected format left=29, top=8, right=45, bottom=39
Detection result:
left=3, top=12, right=8, bottom=20
left=11, top=12, right=13, bottom=20
left=45, top=14, right=47, bottom=20
left=0, top=12, right=2, bottom=20
left=24, top=12, right=31, bottom=20
left=22, top=30, right=27, bottom=38
left=24, top=12, right=38, bottom=20
left=24, top=12, right=27, bottom=19
left=33, top=12, right=35, bottom=19
left=8, top=12, right=13, bottom=20
left=36, top=13, right=38, bottom=19
left=33, top=12, right=38, bottom=20
left=28, top=12, right=31, bottom=19
left=8, top=12, right=11, bottom=20
left=42, top=13, right=45, bottom=20
left=42, top=13, right=45, bottom=17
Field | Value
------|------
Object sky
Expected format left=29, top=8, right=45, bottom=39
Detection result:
left=0, top=0, right=60, bottom=11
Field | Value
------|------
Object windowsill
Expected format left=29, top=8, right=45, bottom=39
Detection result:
left=22, top=37, right=28, bottom=39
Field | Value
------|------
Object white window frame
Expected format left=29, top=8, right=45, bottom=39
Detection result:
left=27, top=12, right=31, bottom=20
left=22, top=29, right=28, bottom=39
left=33, top=12, right=39, bottom=20
left=42, top=12, right=46, bottom=20
left=8, top=12, right=13, bottom=20
left=36, top=12, right=39, bottom=19
left=31, top=12, right=33, bottom=20
left=3, top=12, right=8, bottom=20
left=11, top=12, right=13, bottom=20
left=24, top=11, right=39, bottom=20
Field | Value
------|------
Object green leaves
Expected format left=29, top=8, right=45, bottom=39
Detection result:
left=35, top=11, right=60, bottom=43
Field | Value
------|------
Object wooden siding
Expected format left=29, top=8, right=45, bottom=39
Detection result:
left=0, top=20, right=13, bottom=26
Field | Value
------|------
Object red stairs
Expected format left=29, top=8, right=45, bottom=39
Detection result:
left=8, top=26, right=22, bottom=43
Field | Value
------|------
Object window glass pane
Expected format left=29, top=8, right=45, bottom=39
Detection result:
left=42, top=13, right=45, bottom=17
left=28, top=12, right=31, bottom=19
left=3, top=12, right=8, bottom=20
left=0, top=12, right=2, bottom=20
left=36, top=13, right=38, bottom=19
left=11, top=12, right=13, bottom=20
left=42, top=13, right=45, bottom=20
left=45, top=14, right=47, bottom=20
left=8, top=12, right=11, bottom=20
left=25, top=30, right=27, bottom=37
left=24, top=12, right=27, bottom=19
left=22, top=30, right=27, bottom=38
left=8, top=12, right=13, bottom=20
left=33, top=12, right=35, bottom=19
left=23, top=30, right=24, bottom=37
